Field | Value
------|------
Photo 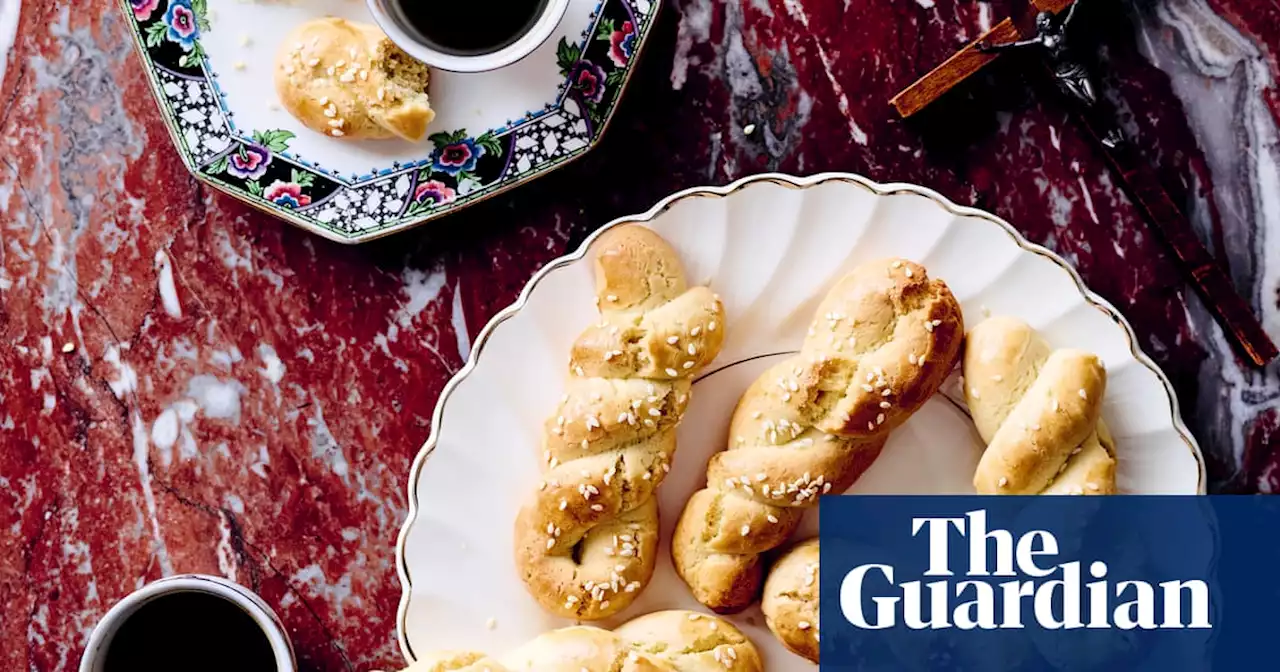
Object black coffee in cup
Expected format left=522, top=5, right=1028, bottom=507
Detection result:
left=388, top=0, right=552, bottom=56
left=102, top=591, right=277, bottom=672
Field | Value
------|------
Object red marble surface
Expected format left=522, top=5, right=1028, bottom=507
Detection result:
left=2, top=0, right=1278, bottom=670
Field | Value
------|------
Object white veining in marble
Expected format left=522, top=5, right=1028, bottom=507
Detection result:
left=670, top=0, right=713, bottom=91
left=1131, top=0, right=1280, bottom=477
left=0, top=0, right=19, bottom=88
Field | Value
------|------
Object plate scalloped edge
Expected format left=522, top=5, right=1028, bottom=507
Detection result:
left=392, top=171, right=1207, bottom=663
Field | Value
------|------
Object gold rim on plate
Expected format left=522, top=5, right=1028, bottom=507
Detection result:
left=392, top=171, right=1207, bottom=663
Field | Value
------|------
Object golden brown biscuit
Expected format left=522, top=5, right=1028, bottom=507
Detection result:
left=387, top=610, right=762, bottom=672
left=514, top=226, right=726, bottom=620
left=672, top=259, right=964, bottom=613
left=274, top=17, right=434, bottom=141
left=965, top=316, right=1117, bottom=495
left=397, top=651, right=505, bottom=672
left=762, top=538, right=820, bottom=663
left=614, top=611, right=764, bottom=672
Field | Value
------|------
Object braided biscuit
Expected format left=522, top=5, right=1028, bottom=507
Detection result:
left=965, top=316, right=1117, bottom=494
left=396, top=610, right=762, bottom=672
left=515, top=226, right=726, bottom=620
left=762, top=538, right=820, bottom=663
left=672, top=259, right=963, bottom=612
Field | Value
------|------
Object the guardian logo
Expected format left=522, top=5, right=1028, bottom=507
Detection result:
left=840, top=510, right=1212, bottom=631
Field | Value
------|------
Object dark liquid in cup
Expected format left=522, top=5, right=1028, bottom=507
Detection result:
left=103, top=592, right=277, bottom=672
left=390, top=0, right=552, bottom=56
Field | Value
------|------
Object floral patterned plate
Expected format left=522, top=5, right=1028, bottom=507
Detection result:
left=120, top=0, right=656, bottom=243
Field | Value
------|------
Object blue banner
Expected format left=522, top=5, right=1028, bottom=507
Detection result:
left=819, top=496, right=1280, bottom=671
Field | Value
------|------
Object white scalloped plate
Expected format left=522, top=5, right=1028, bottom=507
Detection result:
left=395, top=173, right=1204, bottom=668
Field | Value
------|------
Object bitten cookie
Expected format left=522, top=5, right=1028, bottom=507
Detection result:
left=672, top=259, right=964, bottom=613
left=762, top=538, right=820, bottom=663
left=274, top=17, right=434, bottom=141
left=965, top=316, right=1117, bottom=495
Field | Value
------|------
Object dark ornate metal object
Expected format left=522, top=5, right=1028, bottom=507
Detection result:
left=978, top=3, right=1127, bottom=147
left=979, top=6, right=1095, bottom=100
left=890, top=0, right=1277, bottom=366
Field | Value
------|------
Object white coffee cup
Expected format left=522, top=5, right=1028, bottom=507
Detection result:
left=366, top=0, right=571, bottom=73
left=79, top=574, right=296, bottom=672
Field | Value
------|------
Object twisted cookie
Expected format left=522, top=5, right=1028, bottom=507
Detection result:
left=673, top=259, right=963, bottom=612
left=395, top=610, right=762, bottom=671
left=515, top=226, right=726, bottom=620
left=965, top=317, right=1117, bottom=495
